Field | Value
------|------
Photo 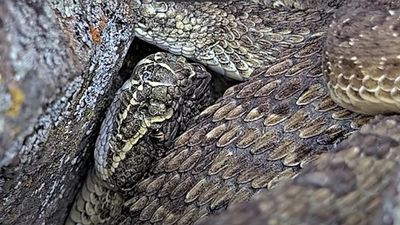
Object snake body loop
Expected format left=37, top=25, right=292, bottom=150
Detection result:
left=132, top=0, right=336, bottom=80
left=325, top=1, right=400, bottom=115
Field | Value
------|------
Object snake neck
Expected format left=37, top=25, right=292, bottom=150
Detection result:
left=132, top=1, right=337, bottom=81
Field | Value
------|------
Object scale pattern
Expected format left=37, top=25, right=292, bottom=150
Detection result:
left=133, top=0, right=339, bottom=80
left=199, top=115, right=400, bottom=225
left=326, top=2, right=400, bottom=114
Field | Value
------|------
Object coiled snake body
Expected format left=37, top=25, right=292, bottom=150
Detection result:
left=67, top=0, right=400, bottom=224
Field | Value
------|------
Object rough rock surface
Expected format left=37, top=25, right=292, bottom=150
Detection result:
left=0, top=0, right=139, bottom=224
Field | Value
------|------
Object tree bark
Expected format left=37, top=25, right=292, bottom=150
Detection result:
left=0, top=0, right=139, bottom=224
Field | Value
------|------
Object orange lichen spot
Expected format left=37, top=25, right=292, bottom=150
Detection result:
left=5, top=84, right=25, bottom=117
left=90, top=12, right=108, bottom=45
left=90, top=26, right=102, bottom=44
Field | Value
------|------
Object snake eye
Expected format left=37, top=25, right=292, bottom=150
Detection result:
left=150, top=129, right=165, bottom=141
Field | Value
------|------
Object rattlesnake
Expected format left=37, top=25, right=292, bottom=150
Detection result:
left=66, top=0, right=400, bottom=224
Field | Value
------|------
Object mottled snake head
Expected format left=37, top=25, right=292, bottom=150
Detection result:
left=94, top=52, right=212, bottom=191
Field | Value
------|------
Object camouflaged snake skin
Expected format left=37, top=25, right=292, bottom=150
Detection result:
left=132, top=0, right=343, bottom=80
left=199, top=115, right=400, bottom=225
left=66, top=0, right=400, bottom=224
left=326, top=0, right=400, bottom=114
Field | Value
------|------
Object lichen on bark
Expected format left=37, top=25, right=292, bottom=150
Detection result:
left=0, top=0, right=141, bottom=224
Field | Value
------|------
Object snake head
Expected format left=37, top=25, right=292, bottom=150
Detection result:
left=94, top=52, right=212, bottom=192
